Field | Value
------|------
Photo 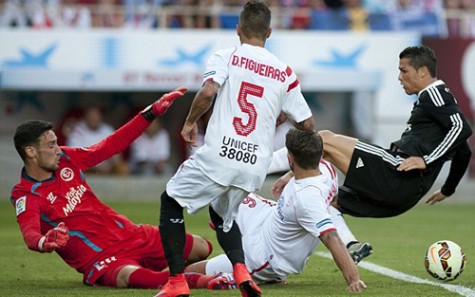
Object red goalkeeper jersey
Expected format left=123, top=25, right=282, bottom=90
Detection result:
left=10, top=114, right=151, bottom=274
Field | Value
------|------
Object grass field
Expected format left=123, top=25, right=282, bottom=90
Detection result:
left=1, top=199, right=474, bottom=297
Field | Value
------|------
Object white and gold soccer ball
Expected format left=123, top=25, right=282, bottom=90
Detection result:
left=425, top=240, right=466, bottom=281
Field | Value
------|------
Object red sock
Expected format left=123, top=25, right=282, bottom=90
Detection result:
left=184, top=272, right=212, bottom=289
left=128, top=268, right=170, bottom=289
left=205, top=239, right=213, bottom=258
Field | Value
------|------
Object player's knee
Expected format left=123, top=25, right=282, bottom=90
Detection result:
left=116, top=265, right=139, bottom=288
left=99, top=264, right=138, bottom=288
left=188, top=235, right=213, bottom=263
left=318, top=130, right=336, bottom=144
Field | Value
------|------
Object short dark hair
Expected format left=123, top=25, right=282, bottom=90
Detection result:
left=399, top=45, right=437, bottom=77
left=239, top=0, right=271, bottom=40
left=14, top=120, right=54, bottom=161
left=285, top=129, right=322, bottom=170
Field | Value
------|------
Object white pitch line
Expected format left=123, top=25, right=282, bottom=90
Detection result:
left=315, top=251, right=475, bottom=297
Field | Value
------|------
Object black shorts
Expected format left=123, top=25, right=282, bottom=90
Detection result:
left=337, top=141, right=430, bottom=218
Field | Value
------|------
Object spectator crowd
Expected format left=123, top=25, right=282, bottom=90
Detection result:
left=1, top=0, right=475, bottom=37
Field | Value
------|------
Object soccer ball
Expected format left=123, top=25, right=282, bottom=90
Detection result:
left=425, top=240, right=466, bottom=281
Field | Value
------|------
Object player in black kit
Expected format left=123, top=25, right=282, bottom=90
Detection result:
left=273, top=45, right=472, bottom=218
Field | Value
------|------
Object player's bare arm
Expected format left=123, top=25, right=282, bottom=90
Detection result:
left=291, top=116, right=315, bottom=131
left=320, top=230, right=366, bottom=293
left=181, top=80, right=220, bottom=147
left=271, top=171, right=293, bottom=198
left=276, top=112, right=288, bottom=127
left=397, top=156, right=427, bottom=171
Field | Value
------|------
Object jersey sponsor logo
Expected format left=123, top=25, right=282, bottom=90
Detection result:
left=219, top=136, right=258, bottom=164
left=16, top=196, right=26, bottom=216
left=47, top=192, right=57, bottom=204
left=356, top=157, right=365, bottom=169
left=60, top=167, right=74, bottom=182
left=93, top=256, right=117, bottom=272
left=63, top=185, right=87, bottom=216
left=231, top=54, right=287, bottom=82
left=277, top=197, right=285, bottom=221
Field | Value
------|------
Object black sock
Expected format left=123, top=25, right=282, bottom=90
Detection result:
left=159, top=191, right=185, bottom=276
left=209, top=206, right=245, bottom=265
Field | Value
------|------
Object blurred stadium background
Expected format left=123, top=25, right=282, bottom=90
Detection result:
left=0, top=0, right=474, bottom=202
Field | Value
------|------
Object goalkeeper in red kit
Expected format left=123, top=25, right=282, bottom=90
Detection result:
left=10, top=87, right=235, bottom=291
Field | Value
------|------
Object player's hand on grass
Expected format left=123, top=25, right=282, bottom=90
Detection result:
left=426, top=190, right=448, bottom=205
left=271, top=171, right=294, bottom=198
left=346, top=279, right=367, bottom=293
left=40, top=222, right=70, bottom=252
left=397, top=156, right=426, bottom=171
left=142, top=86, right=188, bottom=120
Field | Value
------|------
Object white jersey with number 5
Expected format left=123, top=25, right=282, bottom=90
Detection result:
left=194, top=43, right=312, bottom=192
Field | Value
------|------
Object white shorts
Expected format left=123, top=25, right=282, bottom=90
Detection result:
left=205, top=193, right=288, bottom=284
left=205, top=254, right=287, bottom=284
left=166, top=159, right=248, bottom=232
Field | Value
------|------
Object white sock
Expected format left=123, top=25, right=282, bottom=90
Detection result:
left=329, top=205, right=357, bottom=246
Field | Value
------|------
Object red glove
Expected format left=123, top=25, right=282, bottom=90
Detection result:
left=39, top=222, right=70, bottom=252
left=142, top=86, right=188, bottom=120
left=152, top=86, right=188, bottom=116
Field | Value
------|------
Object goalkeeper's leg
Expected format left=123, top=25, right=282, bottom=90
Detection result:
left=99, top=265, right=235, bottom=289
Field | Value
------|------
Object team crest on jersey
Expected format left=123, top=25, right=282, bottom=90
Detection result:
left=16, top=196, right=26, bottom=216
left=60, top=167, right=74, bottom=181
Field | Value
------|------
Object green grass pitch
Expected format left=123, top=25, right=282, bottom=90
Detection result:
left=1, top=199, right=474, bottom=296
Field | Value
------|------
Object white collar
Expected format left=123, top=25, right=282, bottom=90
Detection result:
left=418, top=80, right=445, bottom=97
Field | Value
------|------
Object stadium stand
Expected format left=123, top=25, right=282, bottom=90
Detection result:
left=0, top=0, right=474, bottom=37
left=309, top=9, right=349, bottom=30
left=367, top=12, right=392, bottom=31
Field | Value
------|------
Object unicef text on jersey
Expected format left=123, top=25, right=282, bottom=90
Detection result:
left=219, top=136, right=259, bottom=164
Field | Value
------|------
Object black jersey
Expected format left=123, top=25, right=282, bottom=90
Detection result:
left=391, top=80, right=472, bottom=196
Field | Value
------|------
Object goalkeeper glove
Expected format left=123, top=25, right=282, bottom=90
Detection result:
left=39, top=222, right=70, bottom=252
left=141, top=86, right=188, bottom=121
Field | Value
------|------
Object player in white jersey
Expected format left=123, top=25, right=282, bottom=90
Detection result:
left=187, top=152, right=369, bottom=290
left=157, top=2, right=314, bottom=297
left=269, top=146, right=373, bottom=264
left=188, top=129, right=367, bottom=292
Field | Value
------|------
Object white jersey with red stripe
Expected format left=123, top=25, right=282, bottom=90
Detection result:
left=206, top=160, right=338, bottom=282
left=193, top=43, right=312, bottom=192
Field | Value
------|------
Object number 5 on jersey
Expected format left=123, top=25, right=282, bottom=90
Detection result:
left=233, top=82, right=264, bottom=137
